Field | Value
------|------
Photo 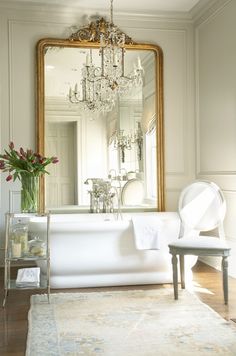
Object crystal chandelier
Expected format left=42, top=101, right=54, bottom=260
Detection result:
left=111, top=123, right=143, bottom=163
left=133, top=122, right=143, bottom=161
left=68, top=49, right=116, bottom=113
left=99, top=0, right=143, bottom=96
left=113, top=130, right=132, bottom=163
left=68, top=0, right=143, bottom=113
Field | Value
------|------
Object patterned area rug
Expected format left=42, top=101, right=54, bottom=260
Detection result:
left=26, top=288, right=236, bottom=355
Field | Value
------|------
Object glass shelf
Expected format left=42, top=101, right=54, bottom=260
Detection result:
left=8, top=276, right=48, bottom=290
left=3, top=212, right=50, bottom=307
left=6, top=255, right=48, bottom=261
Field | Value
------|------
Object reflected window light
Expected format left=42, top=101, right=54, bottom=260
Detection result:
left=45, top=65, right=55, bottom=71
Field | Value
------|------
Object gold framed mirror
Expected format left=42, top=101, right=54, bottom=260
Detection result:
left=36, top=19, right=165, bottom=213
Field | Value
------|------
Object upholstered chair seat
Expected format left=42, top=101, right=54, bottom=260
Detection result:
left=169, top=236, right=229, bottom=250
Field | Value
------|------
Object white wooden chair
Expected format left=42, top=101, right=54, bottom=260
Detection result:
left=168, top=181, right=230, bottom=304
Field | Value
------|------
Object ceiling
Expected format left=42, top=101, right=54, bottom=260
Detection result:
left=0, top=0, right=206, bottom=15
left=45, top=47, right=150, bottom=98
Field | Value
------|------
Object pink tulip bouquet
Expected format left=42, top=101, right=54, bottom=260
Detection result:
left=0, top=142, right=59, bottom=212
left=0, top=142, right=58, bottom=182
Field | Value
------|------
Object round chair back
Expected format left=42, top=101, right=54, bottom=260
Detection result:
left=178, top=180, right=226, bottom=231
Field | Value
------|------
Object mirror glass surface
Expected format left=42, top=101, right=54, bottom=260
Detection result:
left=37, top=40, right=164, bottom=212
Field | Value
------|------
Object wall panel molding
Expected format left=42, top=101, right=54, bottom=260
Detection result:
left=195, top=0, right=236, bottom=176
left=8, top=19, right=14, bottom=142
left=162, top=27, right=195, bottom=180
left=9, top=190, right=20, bottom=213
left=197, top=171, right=236, bottom=176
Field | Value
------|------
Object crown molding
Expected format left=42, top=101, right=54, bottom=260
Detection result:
left=191, top=0, right=232, bottom=25
left=0, top=0, right=231, bottom=26
left=0, top=1, right=194, bottom=23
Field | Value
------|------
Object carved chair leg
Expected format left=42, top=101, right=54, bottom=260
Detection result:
left=171, top=254, right=178, bottom=300
left=222, top=256, right=229, bottom=305
left=179, top=255, right=185, bottom=289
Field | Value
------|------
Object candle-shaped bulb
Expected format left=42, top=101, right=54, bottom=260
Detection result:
left=137, top=57, right=142, bottom=70
left=74, top=83, right=78, bottom=93
left=100, top=34, right=105, bottom=47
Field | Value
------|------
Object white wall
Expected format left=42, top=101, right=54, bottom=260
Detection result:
left=195, top=0, right=236, bottom=277
left=0, top=3, right=195, bottom=264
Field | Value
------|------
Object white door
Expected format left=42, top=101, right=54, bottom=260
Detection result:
left=45, top=121, right=77, bottom=207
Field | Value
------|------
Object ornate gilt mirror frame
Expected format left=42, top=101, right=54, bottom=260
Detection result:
left=36, top=18, right=165, bottom=212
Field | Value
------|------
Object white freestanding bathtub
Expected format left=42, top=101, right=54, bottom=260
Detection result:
left=30, top=212, right=181, bottom=288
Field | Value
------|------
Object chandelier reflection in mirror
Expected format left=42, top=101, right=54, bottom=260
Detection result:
left=112, top=123, right=143, bottom=163
left=68, top=0, right=143, bottom=113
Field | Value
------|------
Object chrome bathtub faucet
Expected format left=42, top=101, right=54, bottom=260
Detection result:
left=84, top=178, right=115, bottom=213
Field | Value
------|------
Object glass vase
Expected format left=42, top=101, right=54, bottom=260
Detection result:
left=20, top=175, right=39, bottom=213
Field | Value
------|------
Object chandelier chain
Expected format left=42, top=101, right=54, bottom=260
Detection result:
left=110, top=0, right=114, bottom=25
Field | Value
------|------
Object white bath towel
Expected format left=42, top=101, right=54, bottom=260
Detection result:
left=132, top=216, right=161, bottom=250
left=16, top=267, right=40, bottom=288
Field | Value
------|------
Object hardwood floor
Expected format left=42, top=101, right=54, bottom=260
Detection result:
left=0, top=261, right=235, bottom=356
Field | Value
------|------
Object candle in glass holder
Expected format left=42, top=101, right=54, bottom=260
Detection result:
left=12, top=242, right=21, bottom=258
left=12, top=220, right=28, bottom=255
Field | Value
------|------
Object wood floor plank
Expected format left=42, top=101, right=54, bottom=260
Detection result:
left=0, top=261, right=235, bottom=356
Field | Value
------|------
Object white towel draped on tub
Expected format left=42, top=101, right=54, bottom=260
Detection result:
left=132, top=216, right=162, bottom=250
